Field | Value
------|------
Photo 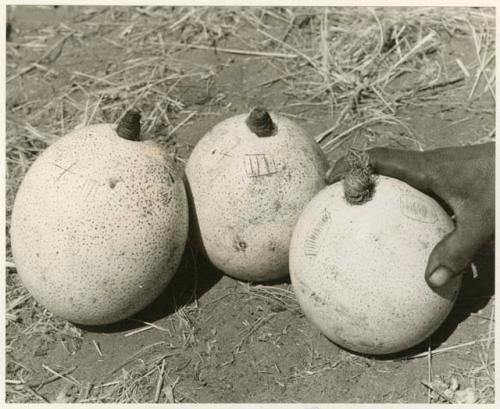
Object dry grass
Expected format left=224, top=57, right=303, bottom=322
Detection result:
left=5, top=5, right=495, bottom=403
left=238, top=282, right=302, bottom=315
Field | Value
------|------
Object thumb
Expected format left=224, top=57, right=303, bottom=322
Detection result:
left=425, top=225, right=474, bottom=288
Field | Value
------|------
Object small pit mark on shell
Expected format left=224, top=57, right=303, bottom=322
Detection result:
left=310, top=291, right=327, bottom=306
left=234, top=240, right=247, bottom=252
left=108, top=178, right=120, bottom=189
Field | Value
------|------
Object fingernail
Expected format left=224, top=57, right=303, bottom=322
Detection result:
left=429, top=266, right=454, bottom=287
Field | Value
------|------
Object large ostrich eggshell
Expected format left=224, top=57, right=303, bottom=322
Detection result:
left=186, top=112, right=328, bottom=281
left=289, top=176, right=462, bottom=354
left=11, top=124, right=188, bottom=325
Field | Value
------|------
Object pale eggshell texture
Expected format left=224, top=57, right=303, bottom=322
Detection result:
left=186, top=112, right=328, bottom=281
left=289, top=176, right=462, bottom=355
left=11, top=124, right=189, bottom=325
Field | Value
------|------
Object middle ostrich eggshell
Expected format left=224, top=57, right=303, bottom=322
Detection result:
left=186, top=111, right=328, bottom=281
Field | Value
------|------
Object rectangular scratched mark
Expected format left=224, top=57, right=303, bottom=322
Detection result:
left=304, top=209, right=331, bottom=257
left=244, top=154, right=278, bottom=177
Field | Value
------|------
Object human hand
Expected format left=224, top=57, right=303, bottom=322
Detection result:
left=326, top=143, right=495, bottom=289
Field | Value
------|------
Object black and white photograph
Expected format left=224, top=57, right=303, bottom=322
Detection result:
left=3, top=2, right=495, bottom=404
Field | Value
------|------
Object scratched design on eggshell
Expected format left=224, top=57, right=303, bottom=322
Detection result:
left=304, top=208, right=332, bottom=257
left=400, top=193, right=438, bottom=224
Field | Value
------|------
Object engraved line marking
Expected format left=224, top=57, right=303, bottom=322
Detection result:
left=203, top=141, right=241, bottom=184
left=208, top=141, right=239, bottom=166
left=218, top=150, right=234, bottom=159
left=81, top=178, right=102, bottom=202
left=244, top=156, right=251, bottom=177
left=53, top=160, right=78, bottom=181
left=53, top=160, right=108, bottom=202
left=244, top=154, right=279, bottom=178
left=304, top=209, right=331, bottom=257
left=400, top=193, right=438, bottom=224
left=80, top=179, right=91, bottom=199
left=249, top=155, right=255, bottom=175
left=212, top=146, right=237, bottom=172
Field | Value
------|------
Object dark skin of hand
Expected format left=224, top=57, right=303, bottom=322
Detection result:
left=326, top=143, right=495, bottom=289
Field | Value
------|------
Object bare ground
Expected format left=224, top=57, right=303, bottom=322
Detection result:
left=5, top=5, right=495, bottom=403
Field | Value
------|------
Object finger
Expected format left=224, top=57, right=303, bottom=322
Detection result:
left=325, top=156, right=350, bottom=185
left=424, top=223, right=482, bottom=288
left=368, top=148, right=434, bottom=194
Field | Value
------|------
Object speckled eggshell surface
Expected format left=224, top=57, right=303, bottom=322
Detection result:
left=289, top=176, right=462, bottom=355
left=186, top=112, right=328, bottom=281
left=11, top=124, right=188, bottom=325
